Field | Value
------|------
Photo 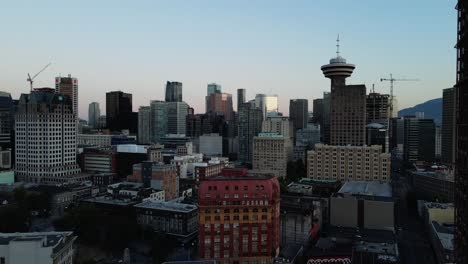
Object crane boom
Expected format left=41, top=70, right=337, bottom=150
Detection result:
left=27, top=63, right=52, bottom=91
left=380, top=73, right=419, bottom=118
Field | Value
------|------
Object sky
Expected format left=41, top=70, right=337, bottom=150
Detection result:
left=1, top=0, right=457, bottom=120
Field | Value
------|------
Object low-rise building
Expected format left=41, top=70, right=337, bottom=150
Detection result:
left=130, top=162, right=179, bottom=201
left=134, top=200, right=198, bottom=238
left=77, top=133, right=136, bottom=147
left=171, top=154, right=204, bottom=179
left=307, top=144, right=391, bottom=182
left=418, top=202, right=454, bottom=264
left=91, top=173, right=115, bottom=187
left=0, top=231, right=76, bottom=264
left=80, top=147, right=117, bottom=174
left=194, top=162, right=226, bottom=182
left=28, top=183, right=98, bottom=216
left=411, top=164, right=454, bottom=202
left=330, top=181, right=394, bottom=231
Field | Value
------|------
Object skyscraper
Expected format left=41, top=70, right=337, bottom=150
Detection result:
left=138, top=106, right=151, bottom=144
left=442, top=87, right=456, bottom=164
left=150, top=100, right=168, bottom=142
left=106, top=91, right=133, bottom=132
left=238, top=101, right=263, bottom=163
left=167, top=102, right=189, bottom=135
left=198, top=172, right=280, bottom=263
left=366, top=92, right=390, bottom=124
left=88, top=102, right=100, bottom=128
left=289, top=99, right=308, bottom=132
left=206, top=92, right=234, bottom=121
left=321, top=41, right=366, bottom=146
left=403, top=117, right=435, bottom=163
left=312, top=98, right=323, bottom=124
left=237, top=88, right=246, bottom=111
left=255, top=94, right=279, bottom=120
left=165, top=81, right=183, bottom=102
left=455, top=1, right=468, bottom=262
left=55, top=75, right=78, bottom=115
left=207, top=83, right=221, bottom=96
left=0, top=92, right=14, bottom=149
left=15, top=89, right=82, bottom=183
left=322, top=92, right=331, bottom=144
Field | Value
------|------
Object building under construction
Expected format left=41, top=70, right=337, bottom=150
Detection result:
left=366, top=92, right=390, bottom=124
left=455, top=0, right=468, bottom=263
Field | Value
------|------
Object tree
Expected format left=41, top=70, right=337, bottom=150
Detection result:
left=0, top=204, right=29, bottom=232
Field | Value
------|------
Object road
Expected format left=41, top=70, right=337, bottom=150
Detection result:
left=392, top=162, right=437, bottom=264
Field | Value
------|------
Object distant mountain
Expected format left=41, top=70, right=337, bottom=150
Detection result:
left=398, top=98, right=442, bottom=126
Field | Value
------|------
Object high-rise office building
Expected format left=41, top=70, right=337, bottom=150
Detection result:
left=238, top=102, right=263, bottom=163
left=237, top=88, right=246, bottom=111
left=15, top=89, right=82, bottom=183
left=206, top=92, right=234, bottom=121
left=138, top=106, right=151, bottom=144
left=455, top=2, right=468, bottom=262
left=106, top=91, right=133, bottom=131
left=403, top=117, right=435, bottom=163
left=167, top=102, right=189, bottom=135
left=255, top=94, right=279, bottom=120
left=321, top=45, right=366, bottom=146
left=88, top=102, right=100, bottom=128
left=442, top=87, right=456, bottom=164
left=312, top=98, right=323, bottom=124
left=207, top=83, right=221, bottom=96
left=289, top=99, right=308, bottom=132
left=261, top=116, right=294, bottom=139
left=150, top=100, right=168, bottom=142
left=253, top=132, right=293, bottom=178
left=0, top=92, right=14, bottom=149
left=165, top=81, right=183, bottom=102
left=55, top=75, right=78, bottom=115
left=366, top=92, right=390, bottom=124
left=198, top=172, right=281, bottom=263
left=322, top=92, right=331, bottom=144
left=435, top=126, right=442, bottom=159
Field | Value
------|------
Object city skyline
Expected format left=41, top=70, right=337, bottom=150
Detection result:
left=1, top=0, right=456, bottom=120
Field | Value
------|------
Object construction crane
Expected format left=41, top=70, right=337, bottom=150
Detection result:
left=27, top=63, right=52, bottom=91
left=380, top=74, right=419, bottom=117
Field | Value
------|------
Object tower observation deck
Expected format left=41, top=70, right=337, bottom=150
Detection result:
left=321, top=36, right=355, bottom=89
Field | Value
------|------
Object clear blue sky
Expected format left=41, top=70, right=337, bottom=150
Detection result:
left=1, top=0, right=457, bottom=119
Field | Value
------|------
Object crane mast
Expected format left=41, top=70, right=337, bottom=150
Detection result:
left=380, top=74, right=419, bottom=118
left=27, top=63, right=52, bottom=91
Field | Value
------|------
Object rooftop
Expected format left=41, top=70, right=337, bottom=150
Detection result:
left=134, top=200, right=197, bottom=213
left=82, top=196, right=139, bottom=206
left=431, top=221, right=454, bottom=251
left=338, top=181, right=392, bottom=198
left=0, top=232, right=74, bottom=248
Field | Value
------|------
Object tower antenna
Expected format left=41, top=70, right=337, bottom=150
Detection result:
left=336, top=34, right=340, bottom=57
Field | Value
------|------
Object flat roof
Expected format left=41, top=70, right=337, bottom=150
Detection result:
left=83, top=196, right=138, bottom=206
left=338, top=181, right=392, bottom=198
left=135, top=201, right=197, bottom=213
left=204, top=174, right=275, bottom=181
left=432, top=221, right=454, bottom=251
left=0, top=232, right=73, bottom=247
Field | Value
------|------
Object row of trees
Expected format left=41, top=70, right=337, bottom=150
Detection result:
left=0, top=187, right=52, bottom=232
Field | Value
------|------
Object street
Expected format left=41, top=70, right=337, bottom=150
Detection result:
left=392, top=165, right=437, bottom=264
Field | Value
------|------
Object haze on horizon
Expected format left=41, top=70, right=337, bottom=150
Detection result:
left=1, top=0, right=456, bottom=119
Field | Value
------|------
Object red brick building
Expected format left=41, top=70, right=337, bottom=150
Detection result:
left=129, top=162, right=178, bottom=201
left=198, top=173, right=281, bottom=264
